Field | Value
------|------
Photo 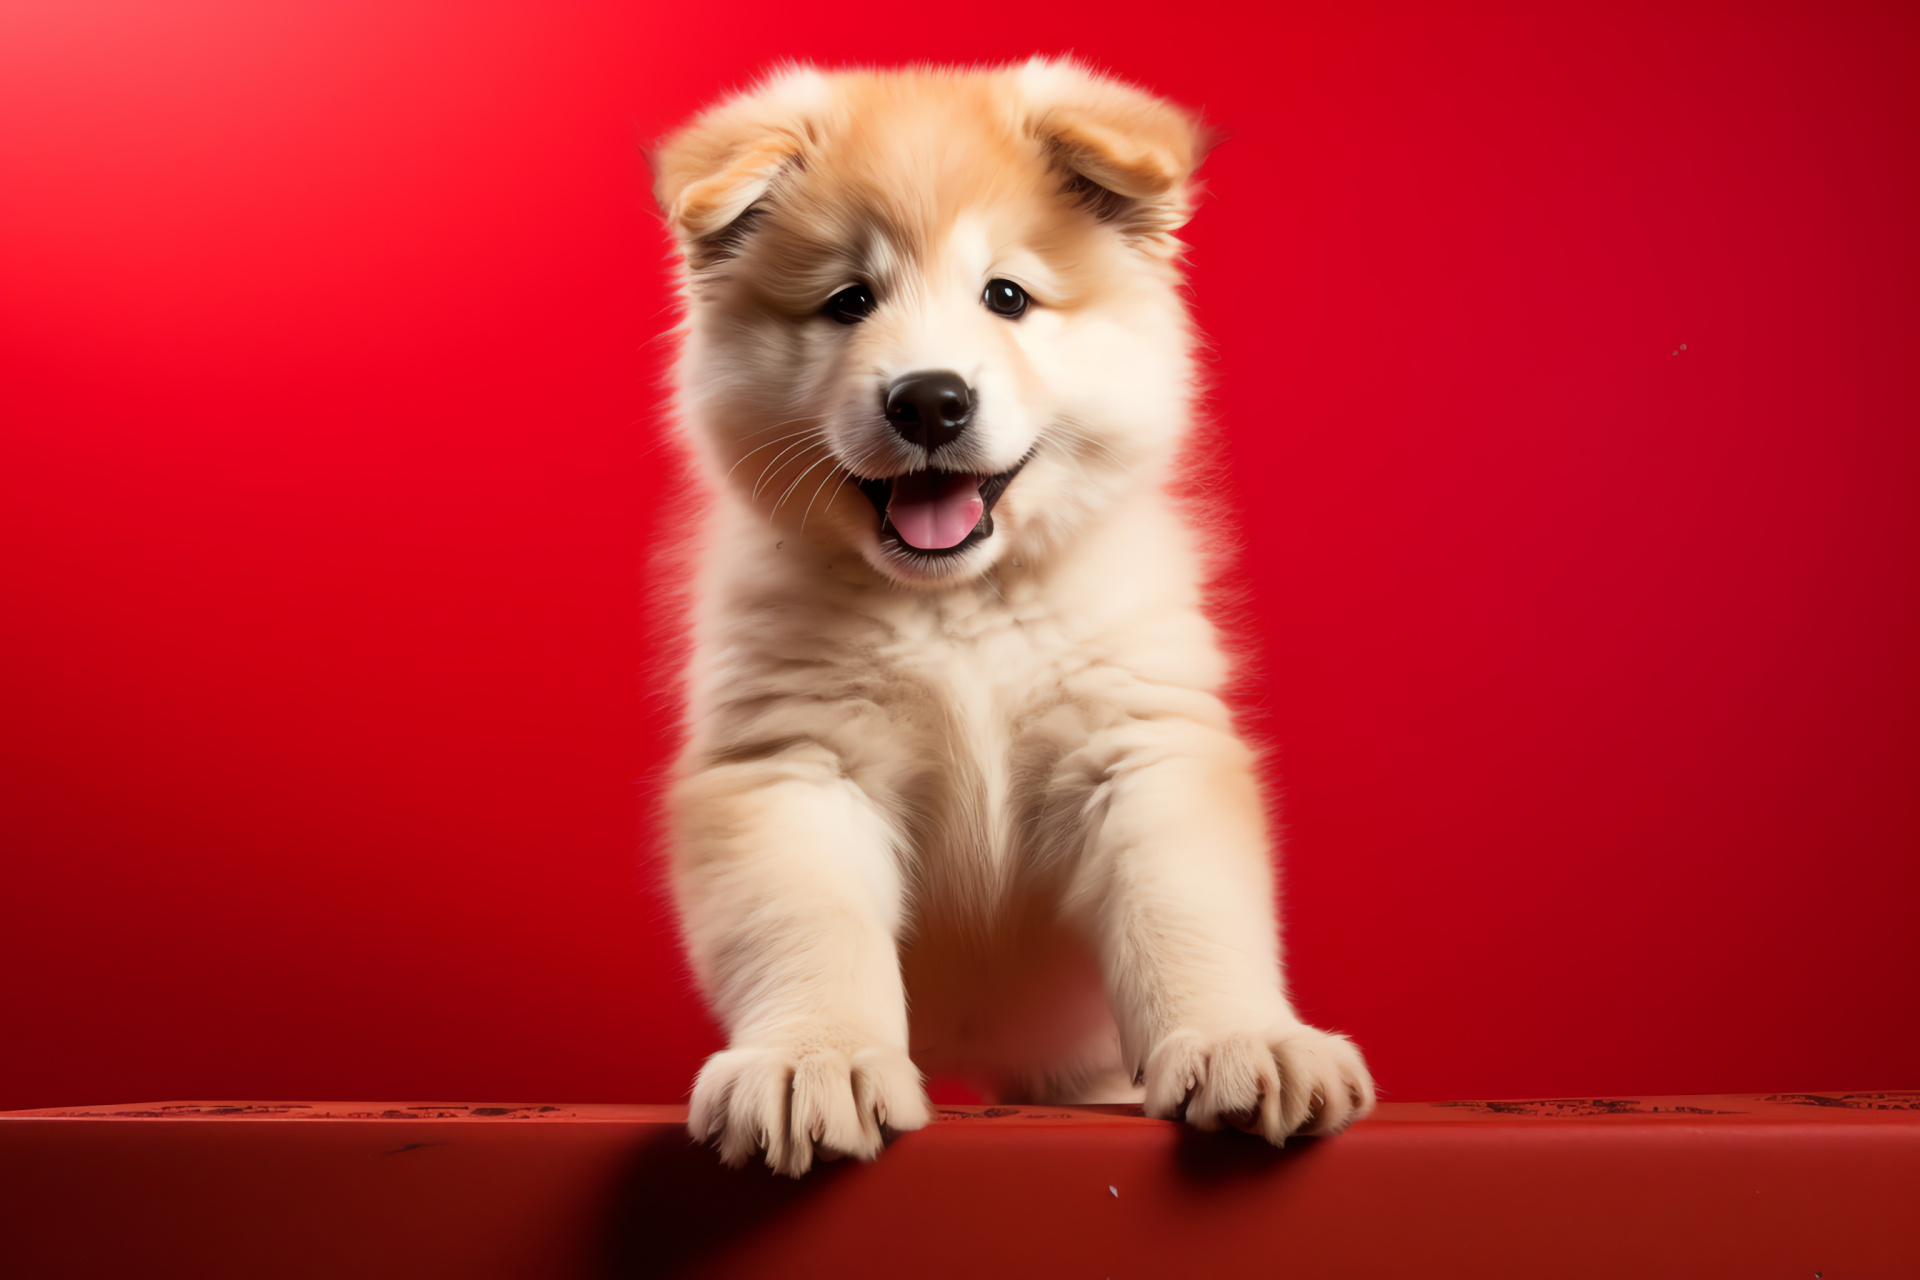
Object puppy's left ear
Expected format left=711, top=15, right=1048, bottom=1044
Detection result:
left=651, top=67, right=828, bottom=263
left=1018, top=59, right=1213, bottom=241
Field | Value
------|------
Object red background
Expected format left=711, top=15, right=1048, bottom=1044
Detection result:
left=2, top=1, right=1915, bottom=1112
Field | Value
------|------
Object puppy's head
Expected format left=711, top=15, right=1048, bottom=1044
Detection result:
left=655, top=60, right=1208, bottom=586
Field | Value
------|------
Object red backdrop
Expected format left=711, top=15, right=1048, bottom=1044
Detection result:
left=2, top=0, right=1915, bottom=1112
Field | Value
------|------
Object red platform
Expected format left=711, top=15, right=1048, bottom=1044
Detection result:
left=2, top=1092, right=1915, bottom=1277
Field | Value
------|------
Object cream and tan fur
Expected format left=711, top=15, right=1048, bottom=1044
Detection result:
left=653, top=59, right=1373, bottom=1176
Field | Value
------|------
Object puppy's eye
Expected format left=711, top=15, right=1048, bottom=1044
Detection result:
left=824, top=284, right=877, bottom=325
left=982, top=279, right=1030, bottom=319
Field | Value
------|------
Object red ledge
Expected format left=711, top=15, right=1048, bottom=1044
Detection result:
left=3, top=1093, right=1916, bottom=1278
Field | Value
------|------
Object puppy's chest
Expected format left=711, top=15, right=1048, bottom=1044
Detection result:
left=873, top=609, right=1101, bottom=856
left=887, top=599, right=1073, bottom=718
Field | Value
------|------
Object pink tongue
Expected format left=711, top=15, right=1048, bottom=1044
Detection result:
left=888, top=472, right=986, bottom=550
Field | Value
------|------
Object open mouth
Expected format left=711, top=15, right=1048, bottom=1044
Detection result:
left=854, top=458, right=1027, bottom=558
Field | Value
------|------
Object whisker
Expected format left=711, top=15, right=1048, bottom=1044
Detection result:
left=737, top=412, right=826, bottom=441
left=725, top=428, right=825, bottom=483
left=1050, top=418, right=1131, bottom=470
left=772, top=449, right=837, bottom=517
left=799, top=439, right=889, bottom=535
left=752, top=433, right=829, bottom=501
left=798, top=459, right=844, bottom=535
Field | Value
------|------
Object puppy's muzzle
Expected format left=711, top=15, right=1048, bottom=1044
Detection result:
left=884, top=371, right=972, bottom=451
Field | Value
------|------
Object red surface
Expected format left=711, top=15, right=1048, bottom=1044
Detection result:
left=4, top=1093, right=1917, bottom=1278
left=2, top=1, right=1917, bottom=1111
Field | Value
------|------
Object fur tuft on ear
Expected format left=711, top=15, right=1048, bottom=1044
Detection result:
left=1017, top=58, right=1212, bottom=237
left=650, top=66, right=831, bottom=259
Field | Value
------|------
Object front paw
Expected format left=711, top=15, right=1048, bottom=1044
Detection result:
left=687, top=1036, right=931, bottom=1177
left=1142, top=1023, right=1375, bottom=1144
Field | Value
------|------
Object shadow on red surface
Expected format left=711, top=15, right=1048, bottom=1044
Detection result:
left=600, top=1129, right=851, bottom=1276
left=3, top=1094, right=1916, bottom=1277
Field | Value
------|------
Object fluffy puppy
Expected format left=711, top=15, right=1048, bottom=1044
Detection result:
left=652, top=59, right=1373, bottom=1176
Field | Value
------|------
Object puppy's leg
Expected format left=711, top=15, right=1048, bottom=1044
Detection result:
left=672, top=745, right=929, bottom=1176
left=1071, top=712, right=1375, bottom=1144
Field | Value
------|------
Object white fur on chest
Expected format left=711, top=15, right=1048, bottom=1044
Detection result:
left=685, top=496, right=1221, bottom=883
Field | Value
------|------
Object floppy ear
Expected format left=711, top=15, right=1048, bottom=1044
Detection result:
left=1018, top=59, right=1212, bottom=238
left=651, top=67, right=828, bottom=261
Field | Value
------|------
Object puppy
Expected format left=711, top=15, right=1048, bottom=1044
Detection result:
left=652, top=59, right=1373, bottom=1176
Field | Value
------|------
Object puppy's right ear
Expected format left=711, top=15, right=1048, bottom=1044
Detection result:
left=651, top=67, right=828, bottom=262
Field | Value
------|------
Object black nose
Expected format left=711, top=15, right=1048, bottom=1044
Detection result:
left=884, top=371, right=973, bottom=450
